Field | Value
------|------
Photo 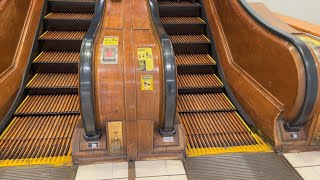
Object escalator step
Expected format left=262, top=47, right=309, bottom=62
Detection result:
left=178, top=74, right=223, bottom=89
left=177, top=93, right=235, bottom=112
left=33, top=51, right=80, bottom=63
left=39, top=31, right=85, bottom=40
left=179, top=111, right=257, bottom=148
left=15, top=94, right=79, bottom=115
left=158, top=1, right=200, bottom=7
left=0, top=115, right=78, bottom=160
left=49, top=0, right=95, bottom=2
left=176, top=54, right=215, bottom=66
left=27, top=73, right=78, bottom=88
left=161, top=17, right=204, bottom=24
left=44, top=12, right=93, bottom=20
left=170, top=34, right=210, bottom=43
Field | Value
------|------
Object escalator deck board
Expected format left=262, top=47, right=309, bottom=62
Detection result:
left=0, top=115, right=78, bottom=166
left=26, top=73, right=78, bottom=89
left=15, top=95, right=79, bottom=115
left=33, top=51, right=80, bottom=63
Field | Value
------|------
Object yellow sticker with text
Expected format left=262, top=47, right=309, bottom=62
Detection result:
left=141, top=75, right=153, bottom=90
left=103, top=36, right=119, bottom=46
left=138, top=47, right=154, bottom=71
left=298, top=36, right=320, bottom=45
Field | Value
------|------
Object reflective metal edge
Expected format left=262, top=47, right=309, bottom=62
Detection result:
left=149, top=0, right=177, bottom=136
left=238, top=0, right=318, bottom=131
left=79, top=0, right=105, bottom=140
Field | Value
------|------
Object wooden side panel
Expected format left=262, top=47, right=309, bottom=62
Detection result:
left=212, top=0, right=305, bottom=121
left=104, top=0, right=123, bottom=29
left=132, top=0, right=150, bottom=29
left=137, top=120, right=153, bottom=153
left=95, top=30, right=126, bottom=128
left=203, top=0, right=285, bottom=139
left=133, top=30, right=161, bottom=124
left=0, top=0, right=44, bottom=122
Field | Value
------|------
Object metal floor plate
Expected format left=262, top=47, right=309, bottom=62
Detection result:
left=185, top=152, right=302, bottom=180
left=0, top=165, right=76, bottom=180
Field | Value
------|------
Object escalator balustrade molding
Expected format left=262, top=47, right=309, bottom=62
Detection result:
left=158, top=0, right=271, bottom=156
left=0, top=0, right=95, bottom=167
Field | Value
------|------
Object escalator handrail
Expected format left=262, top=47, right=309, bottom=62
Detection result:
left=79, top=0, right=105, bottom=140
left=239, top=0, right=318, bottom=131
left=149, top=0, right=177, bottom=136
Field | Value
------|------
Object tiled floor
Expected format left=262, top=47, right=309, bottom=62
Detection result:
left=135, top=160, right=187, bottom=180
left=75, top=160, right=186, bottom=180
left=284, top=151, right=320, bottom=180
left=75, top=162, right=128, bottom=180
left=76, top=154, right=320, bottom=180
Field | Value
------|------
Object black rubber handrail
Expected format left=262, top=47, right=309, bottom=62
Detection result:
left=238, top=0, right=318, bottom=131
left=149, top=0, right=177, bottom=136
left=79, top=0, right=105, bottom=141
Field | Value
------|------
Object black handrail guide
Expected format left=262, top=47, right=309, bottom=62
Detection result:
left=238, top=0, right=318, bottom=131
left=149, top=0, right=177, bottom=136
left=79, top=0, right=105, bottom=141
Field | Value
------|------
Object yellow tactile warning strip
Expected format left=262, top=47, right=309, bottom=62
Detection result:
left=45, top=13, right=94, bottom=20
left=0, top=115, right=78, bottom=166
left=26, top=73, right=78, bottom=88
left=175, top=54, right=216, bottom=65
left=160, top=17, right=205, bottom=24
left=177, top=93, right=235, bottom=112
left=158, top=1, right=200, bottom=6
left=39, top=31, right=86, bottom=40
left=178, top=74, right=223, bottom=89
left=180, top=112, right=271, bottom=157
left=170, top=34, right=210, bottom=43
left=33, top=51, right=80, bottom=63
left=15, top=95, right=79, bottom=115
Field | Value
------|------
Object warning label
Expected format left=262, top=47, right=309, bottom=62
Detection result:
left=141, top=75, right=153, bottom=90
left=138, top=47, right=154, bottom=71
left=103, top=36, right=119, bottom=46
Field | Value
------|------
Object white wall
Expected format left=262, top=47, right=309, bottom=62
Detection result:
left=247, top=0, right=320, bottom=25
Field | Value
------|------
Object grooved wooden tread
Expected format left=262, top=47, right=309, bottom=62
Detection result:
left=27, top=73, right=78, bottom=88
left=0, top=115, right=78, bottom=160
left=179, top=112, right=257, bottom=148
left=45, top=13, right=93, bottom=20
left=158, top=1, right=200, bottom=6
left=161, top=17, right=204, bottom=24
left=33, top=51, right=80, bottom=63
left=39, top=31, right=86, bottom=40
left=175, top=54, right=215, bottom=65
left=170, top=34, right=210, bottom=43
left=15, top=95, right=79, bottom=115
left=177, top=93, right=235, bottom=112
left=178, top=74, right=223, bottom=89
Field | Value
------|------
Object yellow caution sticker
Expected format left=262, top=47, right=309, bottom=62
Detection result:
left=141, top=75, right=153, bottom=90
left=138, top=47, right=154, bottom=71
left=103, top=36, right=119, bottom=46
